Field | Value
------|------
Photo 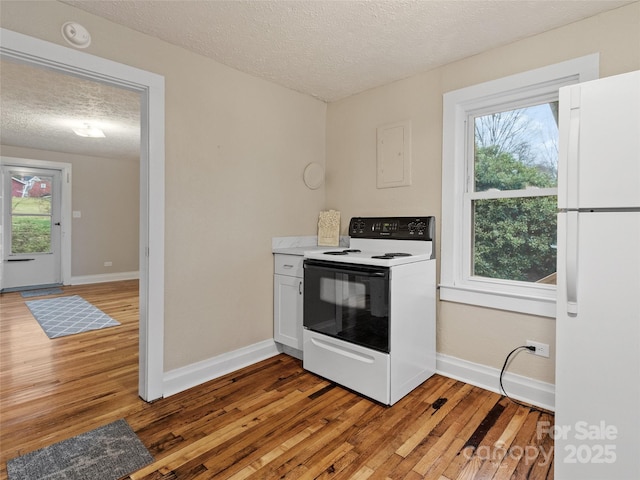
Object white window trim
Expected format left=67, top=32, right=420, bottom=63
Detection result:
left=441, top=54, right=599, bottom=317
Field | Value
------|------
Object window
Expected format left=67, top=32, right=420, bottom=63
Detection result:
left=10, top=174, right=53, bottom=254
left=471, top=102, right=559, bottom=284
left=440, top=55, right=599, bottom=317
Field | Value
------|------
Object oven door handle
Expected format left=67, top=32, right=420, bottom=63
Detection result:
left=303, top=260, right=389, bottom=278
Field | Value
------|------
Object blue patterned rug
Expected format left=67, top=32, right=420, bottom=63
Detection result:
left=26, top=295, right=120, bottom=338
left=6, top=419, right=153, bottom=480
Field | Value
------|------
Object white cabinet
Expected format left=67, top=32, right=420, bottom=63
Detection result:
left=273, top=254, right=304, bottom=350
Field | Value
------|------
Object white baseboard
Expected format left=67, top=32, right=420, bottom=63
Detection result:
left=70, top=271, right=139, bottom=285
left=160, top=344, right=555, bottom=409
left=436, top=353, right=555, bottom=411
left=275, top=342, right=303, bottom=360
left=163, top=339, right=281, bottom=397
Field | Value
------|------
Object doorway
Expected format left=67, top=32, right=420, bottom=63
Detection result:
left=2, top=165, right=63, bottom=290
left=0, top=28, right=165, bottom=402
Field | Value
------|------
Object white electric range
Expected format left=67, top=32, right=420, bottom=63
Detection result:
left=302, top=216, right=437, bottom=405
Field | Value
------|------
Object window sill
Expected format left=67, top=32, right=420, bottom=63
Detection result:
left=439, top=283, right=556, bottom=318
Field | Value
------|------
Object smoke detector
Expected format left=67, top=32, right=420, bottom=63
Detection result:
left=61, top=22, right=91, bottom=49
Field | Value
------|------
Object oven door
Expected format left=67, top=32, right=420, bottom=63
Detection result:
left=303, top=259, right=390, bottom=353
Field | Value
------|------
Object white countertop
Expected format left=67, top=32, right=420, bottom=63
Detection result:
left=272, top=246, right=314, bottom=256
left=272, top=235, right=349, bottom=256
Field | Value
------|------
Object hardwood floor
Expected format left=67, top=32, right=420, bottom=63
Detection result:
left=0, top=281, right=554, bottom=479
left=0, top=280, right=142, bottom=478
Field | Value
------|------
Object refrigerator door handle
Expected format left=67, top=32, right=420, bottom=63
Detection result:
left=566, top=211, right=579, bottom=315
left=566, top=91, right=581, bottom=208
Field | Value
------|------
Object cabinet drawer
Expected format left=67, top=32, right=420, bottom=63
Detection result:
left=274, top=254, right=304, bottom=277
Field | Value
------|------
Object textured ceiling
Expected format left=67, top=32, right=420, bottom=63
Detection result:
left=1, top=0, right=633, bottom=160
left=1, top=59, right=141, bottom=160
left=62, top=0, right=633, bottom=102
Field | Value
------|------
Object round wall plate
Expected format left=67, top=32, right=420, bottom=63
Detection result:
left=61, top=22, right=91, bottom=48
left=303, top=162, right=324, bottom=189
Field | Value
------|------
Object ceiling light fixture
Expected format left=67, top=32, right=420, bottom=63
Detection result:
left=72, top=123, right=106, bottom=138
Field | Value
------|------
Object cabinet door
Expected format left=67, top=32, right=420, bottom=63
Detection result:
left=274, top=274, right=303, bottom=349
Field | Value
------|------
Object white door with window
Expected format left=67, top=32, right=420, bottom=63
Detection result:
left=2, top=166, right=62, bottom=290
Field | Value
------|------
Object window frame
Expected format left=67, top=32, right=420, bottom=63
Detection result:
left=440, top=55, right=599, bottom=317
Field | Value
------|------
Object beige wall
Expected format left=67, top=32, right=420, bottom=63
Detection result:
left=326, top=2, right=640, bottom=384
left=0, top=1, right=327, bottom=370
left=3, top=1, right=638, bottom=384
left=1, top=145, right=140, bottom=277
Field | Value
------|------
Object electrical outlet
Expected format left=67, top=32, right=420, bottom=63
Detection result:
left=104, top=261, right=112, bottom=267
left=526, top=340, right=550, bottom=358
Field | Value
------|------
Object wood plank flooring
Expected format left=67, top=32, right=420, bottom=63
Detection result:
left=0, top=281, right=554, bottom=479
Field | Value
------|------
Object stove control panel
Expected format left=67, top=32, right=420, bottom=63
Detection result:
left=349, top=216, right=435, bottom=240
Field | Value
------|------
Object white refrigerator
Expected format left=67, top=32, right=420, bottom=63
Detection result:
left=556, top=70, right=640, bottom=479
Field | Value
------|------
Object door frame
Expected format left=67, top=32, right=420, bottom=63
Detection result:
left=1, top=158, right=72, bottom=287
left=0, top=28, right=165, bottom=402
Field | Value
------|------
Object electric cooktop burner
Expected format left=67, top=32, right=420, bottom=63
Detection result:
left=371, top=252, right=413, bottom=259
left=324, top=249, right=362, bottom=255
left=324, top=250, right=414, bottom=259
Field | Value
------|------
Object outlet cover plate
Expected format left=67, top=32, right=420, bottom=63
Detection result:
left=526, top=340, right=550, bottom=358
